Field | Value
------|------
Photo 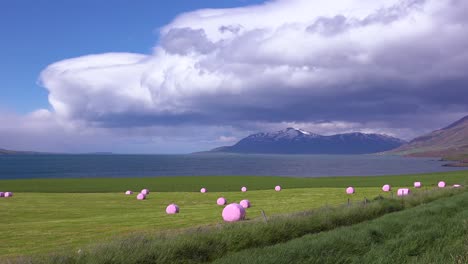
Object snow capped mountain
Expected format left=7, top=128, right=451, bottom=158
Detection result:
left=210, top=128, right=406, bottom=154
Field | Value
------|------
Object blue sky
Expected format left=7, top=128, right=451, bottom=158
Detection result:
left=0, top=0, right=265, bottom=114
left=0, top=0, right=467, bottom=153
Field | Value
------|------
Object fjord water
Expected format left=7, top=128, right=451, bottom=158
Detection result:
left=0, top=154, right=465, bottom=180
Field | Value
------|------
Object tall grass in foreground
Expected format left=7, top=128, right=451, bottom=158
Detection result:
left=8, top=188, right=465, bottom=264
left=215, top=190, right=468, bottom=264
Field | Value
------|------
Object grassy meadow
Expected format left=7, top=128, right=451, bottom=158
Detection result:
left=214, top=190, right=468, bottom=264
left=1, top=171, right=467, bottom=261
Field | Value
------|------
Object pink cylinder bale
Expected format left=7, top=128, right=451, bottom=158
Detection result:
left=125, top=190, right=133, bottom=195
left=240, top=199, right=251, bottom=208
left=166, top=204, right=179, bottom=214
left=217, top=197, right=227, bottom=206
left=397, top=188, right=410, bottom=196
left=438, top=181, right=446, bottom=188
left=346, top=187, right=355, bottom=194
left=0, top=192, right=4, bottom=197
left=241, top=186, right=247, bottom=192
left=222, top=203, right=246, bottom=222
left=453, top=184, right=461, bottom=188
left=141, top=189, right=149, bottom=195
left=4, top=192, right=13, bottom=198
left=136, top=193, right=146, bottom=200
left=275, top=185, right=282, bottom=192
left=200, top=188, right=207, bottom=193
left=414, top=182, right=422, bottom=188
left=382, top=184, right=391, bottom=192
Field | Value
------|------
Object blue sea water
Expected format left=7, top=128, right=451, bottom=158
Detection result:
left=0, top=154, right=465, bottom=180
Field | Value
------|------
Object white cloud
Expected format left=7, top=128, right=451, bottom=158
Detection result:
left=5, top=0, right=468, bottom=152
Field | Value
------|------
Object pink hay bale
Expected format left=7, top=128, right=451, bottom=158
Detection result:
left=275, top=185, right=282, bottom=192
left=125, top=190, right=133, bottom=195
left=346, top=187, right=355, bottom=194
left=240, top=199, right=251, bottom=208
left=166, top=204, right=179, bottom=214
left=438, top=181, right=446, bottom=188
left=0, top=192, right=4, bottom=197
left=141, top=189, right=149, bottom=195
left=453, top=184, right=461, bottom=188
left=200, top=188, right=207, bottom=193
left=414, top=182, right=422, bottom=188
left=217, top=197, right=227, bottom=206
left=136, top=193, right=146, bottom=200
left=397, top=188, right=410, bottom=196
left=241, top=187, right=247, bottom=192
left=222, top=203, right=246, bottom=222
left=382, top=184, right=391, bottom=192
left=4, top=192, right=13, bottom=198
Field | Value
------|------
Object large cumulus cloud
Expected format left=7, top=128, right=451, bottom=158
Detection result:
left=34, top=0, right=468, bottom=151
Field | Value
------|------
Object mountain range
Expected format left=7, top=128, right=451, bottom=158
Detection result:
left=0, top=148, right=40, bottom=155
left=390, top=115, right=468, bottom=165
left=209, top=128, right=406, bottom=154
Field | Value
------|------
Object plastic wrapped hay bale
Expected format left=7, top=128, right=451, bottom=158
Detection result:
left=217, top=197, right=227, bottom=206
left=275, top=185, right=282, bottom=191
left=125, top=190, right=133, bottom=195
left=438, top=181, right=446, bottom=188
left=200, top=188, right=207, bottom=193
left=222, top=203, right=246, bottom=222
left=397, top=188, right=410, bottom=196
left=137, top=193, right=146, bottom=200
left=240, top=199, right=251, bottom=208
left=166, top=204, right=179, bottom=214
left=241, top=187, right=247, bottom=192
left=453, top=184, right=461, bottom=188
left=0, top=192, right=4, bottom=197
left=4, top=192, right=13, bottom=198
left=414, top=182, right=422, bottom=188
left=382, top=184, right=391, bottom=192
left=141, top=189, right=149, bottom=195
left=346, top=187, right=355, bottom=194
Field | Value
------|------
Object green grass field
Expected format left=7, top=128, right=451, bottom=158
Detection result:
left=1, top=171, right=467, bottom=260
left=1, top=171, right=467, bottom=192
left=215, top=191, right=468, bottom=264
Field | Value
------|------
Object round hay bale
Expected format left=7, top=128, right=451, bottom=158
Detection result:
left=453, top=184, right=461, bottom=188
left=166, top=204, right=179, bottom=214
left=275, top=185, right=282, bottom=191
left=141, top=189, right=149, bottom=195
left=4, top=192, right=13, bottom=198
left=136, top=193, right=146, bottom=200
left=217, top=197, right=227, bottom=206
left=414, top=182, right=422, bottom=188
left=241, top=186, right=247, bottom=192
left=200, top=188, right=207, bottom=193
left=240, top=199, right=251, bottom=208
left=438, top=181, right=446, bottom=188
left=397, top=188, right=410, bottom=196
left=346, top=187, right=355, bottom=194
left=0, top=192, right=4, bottom=197
left=222, top=203, right=246, bottom=222
left=382, top=184, right=391, bottom=192
left=125, top=190, right=133, bottom=195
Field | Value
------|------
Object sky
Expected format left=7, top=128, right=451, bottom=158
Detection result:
left=0, top=0, right=467, bottom=153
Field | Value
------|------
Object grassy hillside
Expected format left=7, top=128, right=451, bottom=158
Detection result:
left=215, top=190, right=468, bottom=264
left=1, top=171, right=467, bottom=193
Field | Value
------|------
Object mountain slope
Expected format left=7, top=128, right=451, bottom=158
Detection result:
left=0, top=148, right=41, bottom=155
left=391, top=115, right=468, bottom=158
left=210, top=128, right=405, bottom=154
